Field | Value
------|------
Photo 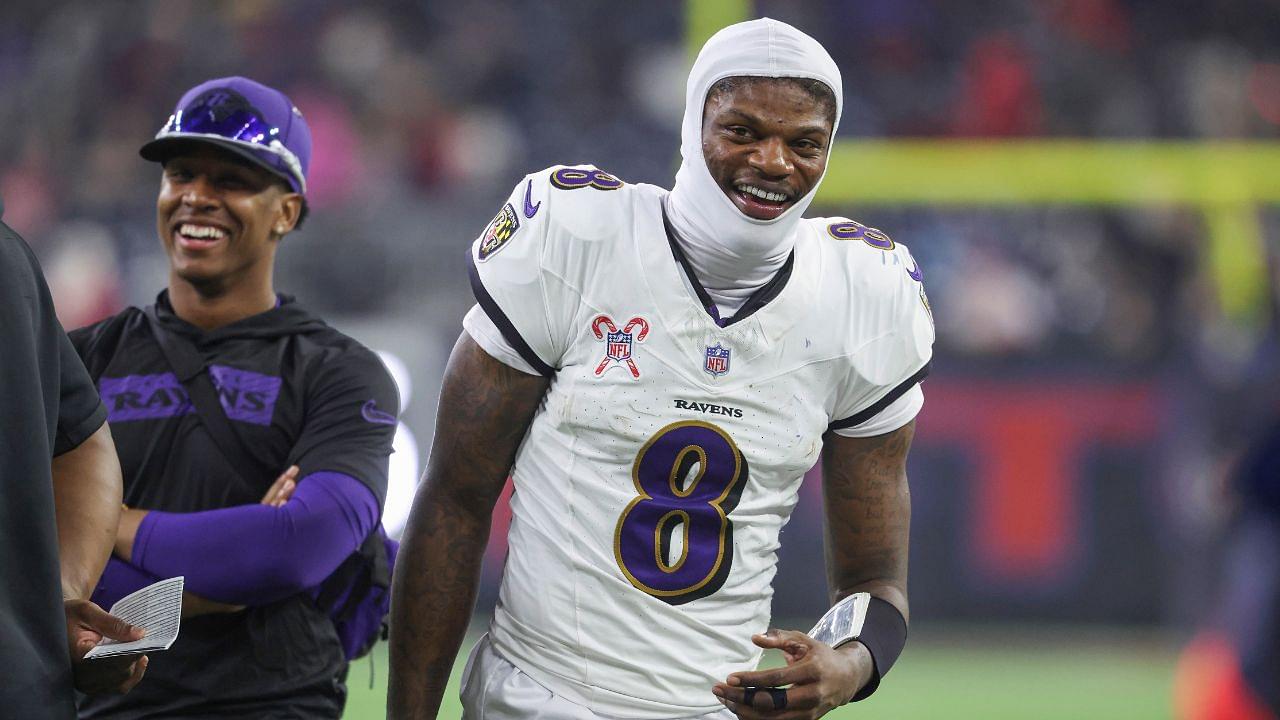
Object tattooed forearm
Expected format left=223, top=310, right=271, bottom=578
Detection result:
left=820, top=420, right=915, bottom=619
left=388, top=333, right=549, bottom=719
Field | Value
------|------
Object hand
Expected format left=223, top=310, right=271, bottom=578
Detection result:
left=713, top=629, right=874, bottom=719
left=65, top=598, right=148, bottom=695
left=259, top=465, right=300, bottom=507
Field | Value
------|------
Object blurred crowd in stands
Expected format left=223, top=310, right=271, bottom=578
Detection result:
left=0, top=1, right=684, bottom=326
left=3, top=1, right=1275, bottom=355
left=2, top=0, right=1278, bottom=633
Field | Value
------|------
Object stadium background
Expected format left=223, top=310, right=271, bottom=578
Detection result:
left=4, top=0, right=1279, bottom=717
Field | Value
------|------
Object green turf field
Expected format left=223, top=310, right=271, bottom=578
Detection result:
left=343, top=625, right=1178, bottom=719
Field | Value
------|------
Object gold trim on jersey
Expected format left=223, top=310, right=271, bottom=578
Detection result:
left=613, top=420, right=746, bottom=599
left=655, top=510, right=692, bottom=573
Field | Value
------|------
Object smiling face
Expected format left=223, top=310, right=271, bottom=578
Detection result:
left=701, top=77, right=835, bottom=221
left=156, top=144, right=302, bottom=295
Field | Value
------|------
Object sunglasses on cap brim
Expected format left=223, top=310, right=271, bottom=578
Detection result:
left=152, top=93, right=306, bottom=194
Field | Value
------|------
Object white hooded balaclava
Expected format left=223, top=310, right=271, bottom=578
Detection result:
left=665, top=18, right=843, bottom=316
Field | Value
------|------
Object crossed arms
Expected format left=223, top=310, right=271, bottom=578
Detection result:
left=97, top=468, right=378, bottom=615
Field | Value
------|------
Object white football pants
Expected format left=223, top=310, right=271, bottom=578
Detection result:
left=460, top=634, right=735, bottom=720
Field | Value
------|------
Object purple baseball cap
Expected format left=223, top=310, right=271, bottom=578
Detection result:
left=140, top=76, right=310, bottom=195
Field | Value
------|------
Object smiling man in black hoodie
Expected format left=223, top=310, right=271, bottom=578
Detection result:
left=69, top=77, right=399, bottom=719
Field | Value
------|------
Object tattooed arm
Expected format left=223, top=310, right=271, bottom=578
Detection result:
left=825, top=419, right=913, bottom=610
left=715, top=421, right=914, bottom=718
left=820, top=420, right=914, bottom=680
left=388, top=333, right=549, bottom=719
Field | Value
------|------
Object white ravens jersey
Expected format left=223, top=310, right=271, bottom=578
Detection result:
left=462, top=165, right=933, bottom=718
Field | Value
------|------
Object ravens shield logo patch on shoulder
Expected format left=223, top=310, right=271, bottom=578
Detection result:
left=478, top=203, right=521, bottom=261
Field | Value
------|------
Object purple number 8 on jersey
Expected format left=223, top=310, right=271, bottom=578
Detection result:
left=551, top=167, right=623, bottom=191
left=828, top=220, right=894, bottom=250
left=614, top=421, right=748, bottom=605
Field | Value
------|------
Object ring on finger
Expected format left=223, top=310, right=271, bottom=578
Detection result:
left=741, top=686, right=788, bottom=710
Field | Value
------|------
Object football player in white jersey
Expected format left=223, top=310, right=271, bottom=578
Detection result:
left=390, top=18, right=933, bottom=720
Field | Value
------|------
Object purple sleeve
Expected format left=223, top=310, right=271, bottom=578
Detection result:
left=131, top=471, right=379, bottom=605
left=91, top=557, right=162, bottom=611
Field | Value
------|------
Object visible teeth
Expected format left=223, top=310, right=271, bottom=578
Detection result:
left=179, top=223, right=226, bottom=239
left=737, top=184, right=787, bottom=203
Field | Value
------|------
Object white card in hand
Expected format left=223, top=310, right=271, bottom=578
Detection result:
left=84, top=576, right=184, bottom=660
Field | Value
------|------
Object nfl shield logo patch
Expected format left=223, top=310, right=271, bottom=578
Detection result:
left=704, top=343, right=731, bottom=377
left=607, top=331, right=633, bottom=361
